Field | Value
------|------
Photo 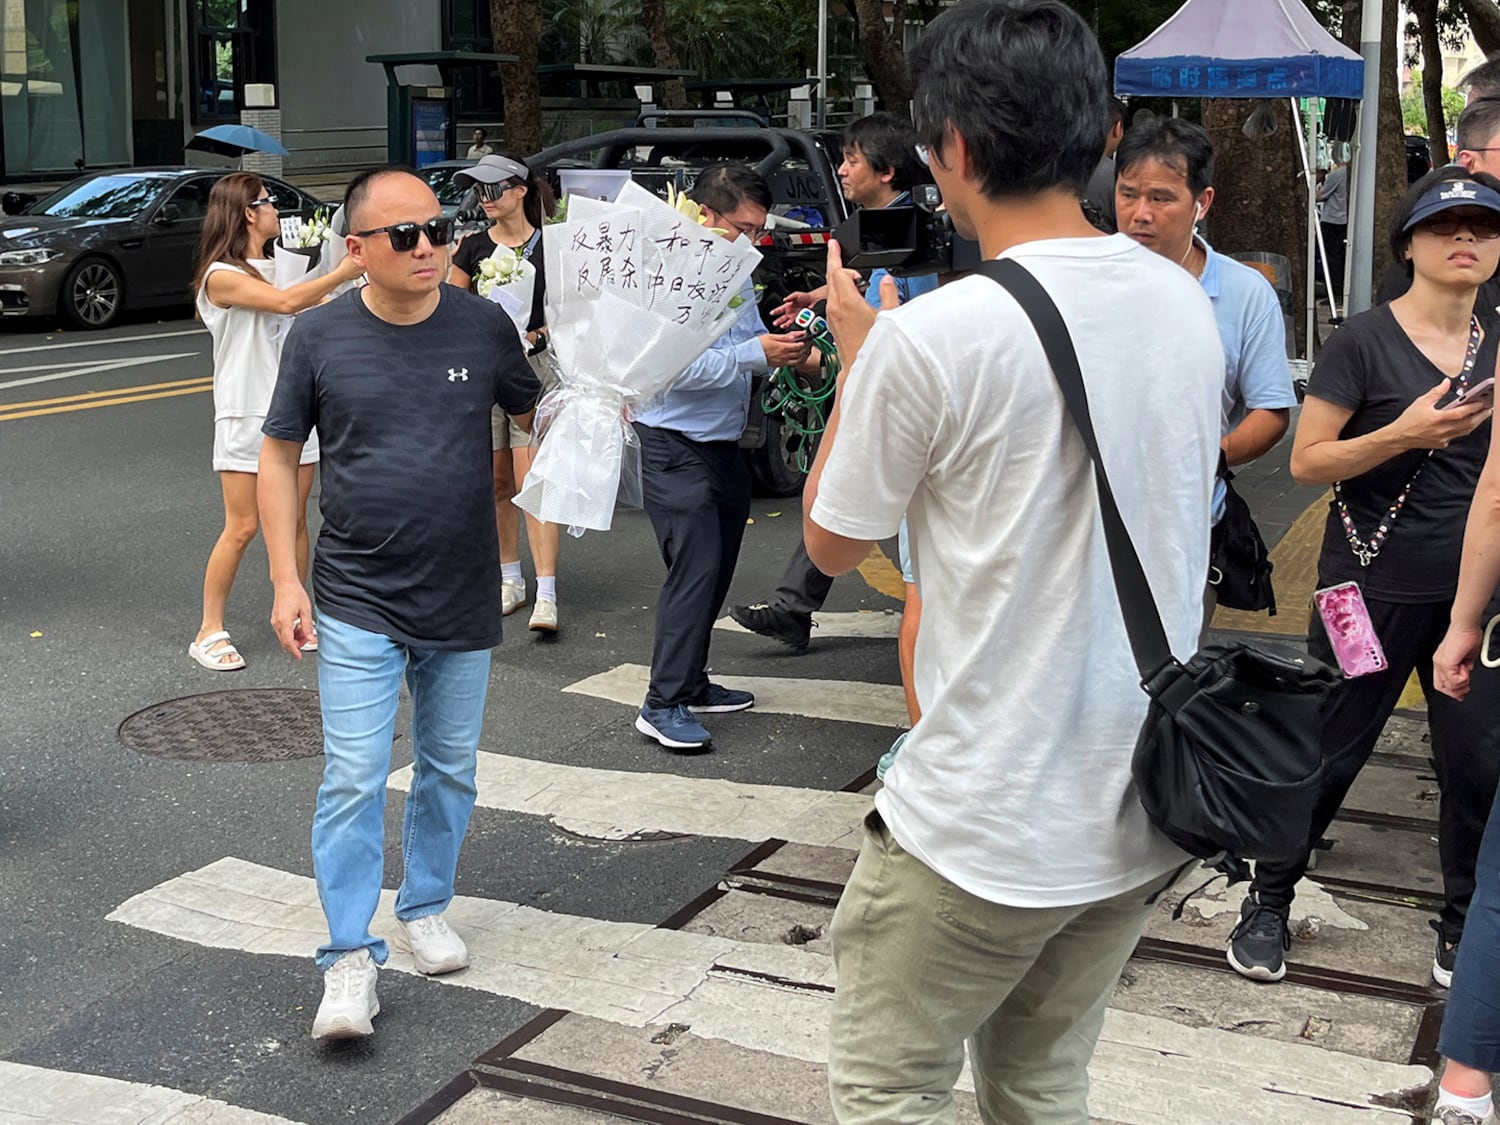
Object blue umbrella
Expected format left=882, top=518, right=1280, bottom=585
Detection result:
left=186, top=124, right=291, bottom=158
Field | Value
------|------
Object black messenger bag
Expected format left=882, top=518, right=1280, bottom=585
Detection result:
left=978, top=260, right=1339, bottom=883
left=1211, top=455, right=1277, bottom=615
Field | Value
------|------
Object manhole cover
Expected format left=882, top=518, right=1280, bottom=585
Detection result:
left=118, top=689, right=324, bottom=762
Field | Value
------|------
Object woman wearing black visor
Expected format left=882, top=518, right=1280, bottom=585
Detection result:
left=448, top=152, right=560, bottom=635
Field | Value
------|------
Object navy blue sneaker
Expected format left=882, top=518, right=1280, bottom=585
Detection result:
left=636, top=704, right=713, bottom=751
left=688, top=683, right=756, bottom=713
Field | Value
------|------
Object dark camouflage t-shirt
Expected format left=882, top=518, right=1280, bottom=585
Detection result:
left=264, top=286, right=541, bottom=649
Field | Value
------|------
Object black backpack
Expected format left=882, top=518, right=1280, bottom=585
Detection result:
left=978, top=260, right=1339, bottom=882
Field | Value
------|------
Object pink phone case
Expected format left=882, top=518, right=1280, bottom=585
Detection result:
left=1314, top=582, right=1388, bottom=678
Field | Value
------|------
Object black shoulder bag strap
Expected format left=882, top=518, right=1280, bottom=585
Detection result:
left=975, top=258, right=1180, bottom=688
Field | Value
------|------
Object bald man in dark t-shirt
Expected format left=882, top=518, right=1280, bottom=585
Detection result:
left=260, top=167, right=539, bottom=1042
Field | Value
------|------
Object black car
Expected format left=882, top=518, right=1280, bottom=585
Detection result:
left=0, top=167, right=323, bottom=329
left=1405, top=135, right=1434, bottom=185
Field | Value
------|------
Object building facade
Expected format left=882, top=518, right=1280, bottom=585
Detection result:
left=0, top=0, right=450, bottom=181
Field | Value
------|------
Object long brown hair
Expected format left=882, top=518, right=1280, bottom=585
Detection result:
left=191, top=172, right=268, bottom=298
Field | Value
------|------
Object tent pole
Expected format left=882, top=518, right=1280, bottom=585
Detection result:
left=1294, top=98, right=1318, bottom=369
left=1347, top=0, right=1382, bottom=314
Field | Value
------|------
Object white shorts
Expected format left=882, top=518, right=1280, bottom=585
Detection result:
left=213, top=416, right=319, bottom=473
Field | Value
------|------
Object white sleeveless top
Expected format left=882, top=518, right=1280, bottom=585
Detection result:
left=196, top=260, right=286, bottom=422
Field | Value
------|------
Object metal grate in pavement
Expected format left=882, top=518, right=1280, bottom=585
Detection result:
left=118, top=689, right=323, bottom=762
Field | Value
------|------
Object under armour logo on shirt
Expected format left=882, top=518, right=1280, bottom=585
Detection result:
left=448, top=368, right=469, bottom=382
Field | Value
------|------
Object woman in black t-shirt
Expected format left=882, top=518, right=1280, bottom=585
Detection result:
left=447, top=152, right=562, bottom=635
left=1228, top=167, right=1500, bottom=990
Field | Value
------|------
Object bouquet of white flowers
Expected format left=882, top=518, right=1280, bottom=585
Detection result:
left=273, top=208, right=334, bottom=288
left=513, top=180, right=761, bottom=535
left=474, top=247, right=537, bottom=336
left=265, top=207, right=360, bottom=346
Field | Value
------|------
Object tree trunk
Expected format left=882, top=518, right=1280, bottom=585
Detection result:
left=640, top=0, right=686, bottom=110
left=490, top=0, right=543, bottom=153
left=853, top=0, right=911, bottom=110
left=1203, top=99, right=1309, bottom=352
left=1415, top=0, right=1448, bottom=165
left=1374, top=0, right=1405, bottom=286
left=1456, top=0, right=1500, bottom=55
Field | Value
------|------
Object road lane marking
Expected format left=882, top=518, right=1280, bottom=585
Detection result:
left=107, top=857, right=1431, bottom=1121
left=0, top=1060, right=305, bottom=1124
left=0, top=375, right=212, bottom=411
left=715, top=610, right=902, bottom=640
left=0, top=326, right=206, bottom=357
left=388, top=751, right=871, bottom=847
left=856, top=543, right=906, bottom=600
left=562, top=663, right=908, bottom=728
left=0, top=383, right=210, bottom=421
left=0, top=351, right=200, bottom=392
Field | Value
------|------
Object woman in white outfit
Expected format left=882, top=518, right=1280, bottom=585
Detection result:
left=189, top=172, right=364, bottom=671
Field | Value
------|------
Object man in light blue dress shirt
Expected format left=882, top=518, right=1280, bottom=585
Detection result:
left=633, top=165, right=812, bottom=752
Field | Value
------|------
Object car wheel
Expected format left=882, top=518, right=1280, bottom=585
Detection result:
left=748, top=408, right=815, bottom=497
left=61, top=256, right=124, bottom=330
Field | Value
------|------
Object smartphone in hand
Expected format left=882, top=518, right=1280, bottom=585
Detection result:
left=1440, top=376, right=1496, bottom=410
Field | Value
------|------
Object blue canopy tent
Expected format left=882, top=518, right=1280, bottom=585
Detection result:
left=1114, top=0, right=1365, bottom=363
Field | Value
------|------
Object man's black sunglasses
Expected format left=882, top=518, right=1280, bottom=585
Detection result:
left=352, top=217, right=456, bottom=251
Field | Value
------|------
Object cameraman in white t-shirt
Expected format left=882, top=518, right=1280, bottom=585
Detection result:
left=803, top=1, right=1224, bottom=1119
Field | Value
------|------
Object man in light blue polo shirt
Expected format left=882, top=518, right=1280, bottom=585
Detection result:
left=1115, top=117, right=1296, bottom=552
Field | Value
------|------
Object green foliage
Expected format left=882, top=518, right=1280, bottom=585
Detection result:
left=538, top=0, right=819, bottom=82
left=1401, top=69, right=1466, bottom=133
left=541, top=0, right=650, bottom=67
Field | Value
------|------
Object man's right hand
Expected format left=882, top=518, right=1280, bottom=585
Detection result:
left=770, top=291, right=818, bottom=329
left=759, top=331, right=812, bottom=368
left=270, top=580, right=315, bottom=660
left=1392, top=378, right=1494, bottom=450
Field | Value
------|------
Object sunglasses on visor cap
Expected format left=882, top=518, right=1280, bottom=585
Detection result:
left=477, top=180, right=523, bottom=201
left=352, top=217, right=456, bottom=252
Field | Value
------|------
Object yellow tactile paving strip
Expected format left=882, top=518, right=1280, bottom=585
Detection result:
left=1212, top=491, right=1330, bottom=636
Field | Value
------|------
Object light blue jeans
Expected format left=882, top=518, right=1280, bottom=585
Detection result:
left=312, top=612, right=492, bottom=969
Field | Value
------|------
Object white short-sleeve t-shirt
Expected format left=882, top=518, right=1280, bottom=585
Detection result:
left=811, top=233, right=1224, bottom=909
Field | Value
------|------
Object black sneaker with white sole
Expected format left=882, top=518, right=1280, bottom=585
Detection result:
left=1432, top=918, right=1460, bottom=988
left=729, top=603, right=813, bottom=649
left=1227, top=891, right=1290, bottom=982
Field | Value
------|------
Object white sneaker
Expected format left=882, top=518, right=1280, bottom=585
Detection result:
left=529, top=599, right=558, bottom=633
left=394, top=913, right=469, bottom=975
left=1436, top=1105, right=1498, bottom=1125
left=311, top=949, right=379, bottom=1040
left=501, top=579, right=527, bottom=616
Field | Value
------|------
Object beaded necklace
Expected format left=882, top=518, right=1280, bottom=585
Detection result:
left=1333, top=314, right=1481, bottom=568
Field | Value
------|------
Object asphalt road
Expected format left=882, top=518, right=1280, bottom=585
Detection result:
left=0, top=312, right=907, bottom=1122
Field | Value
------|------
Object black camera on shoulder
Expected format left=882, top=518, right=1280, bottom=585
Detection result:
left=834, top=184, right=981, bottom=278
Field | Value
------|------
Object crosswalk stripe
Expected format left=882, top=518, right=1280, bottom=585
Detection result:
left=0, top=1059, right=305, bottom=1124
left=106, top=857, right=1429, bottom=1122
left=388, top=751, right=871, bottom=847
left=714, top=610, right=902, bottom=640
left=562, top=663, right=909, bottom=728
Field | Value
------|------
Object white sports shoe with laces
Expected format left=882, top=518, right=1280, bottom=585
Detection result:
left=311, top=948, right=379, bottom=1040
left=395, top=913, right=469, bottom=975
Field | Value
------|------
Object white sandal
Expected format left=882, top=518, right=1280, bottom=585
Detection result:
left=188, top=630, right=245, bottom=672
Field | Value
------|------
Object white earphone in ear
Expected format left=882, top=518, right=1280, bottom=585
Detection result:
left=1193, top=202, right=1203, bottom=222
